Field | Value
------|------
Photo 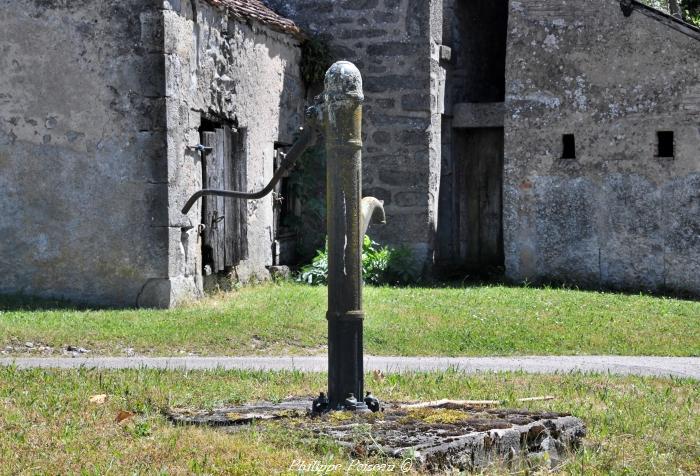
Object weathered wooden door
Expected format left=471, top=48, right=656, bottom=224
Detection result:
left=437, top=127, right=504, bottom=272
left=201, top=126, right=248, bottom=273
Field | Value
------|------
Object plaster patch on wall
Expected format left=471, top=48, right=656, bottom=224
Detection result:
left=543, top=34, right=559, bottom=50
left=509, top=92, right=562, bottom=109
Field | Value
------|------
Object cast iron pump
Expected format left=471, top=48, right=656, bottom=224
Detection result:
left=183, top=62, right=385, bottom=413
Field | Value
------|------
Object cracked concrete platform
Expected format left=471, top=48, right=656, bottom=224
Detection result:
left=0, top=356, right=697, bottom=379
left=168, top=399, right=586, bottom=472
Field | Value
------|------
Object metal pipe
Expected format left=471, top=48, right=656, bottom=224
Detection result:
left=361, top=197, right=386, bottom=238
left=181, top=116, right=318, bottom=215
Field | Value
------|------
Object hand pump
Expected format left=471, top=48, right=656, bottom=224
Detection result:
left=182, top=61, right=385, bottom=412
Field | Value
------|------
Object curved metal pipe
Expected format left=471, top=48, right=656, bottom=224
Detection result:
left=181, top=125, right=317, bottom=215
left=360, top=197, right=386, bottom=238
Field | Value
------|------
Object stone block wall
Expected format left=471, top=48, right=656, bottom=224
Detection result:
left=504, top=0, right=700, bottom=295
left=161, top=0, right=305, bottom=305
left=0, top=0, right=168, bottom=306
left=265, top=0, right=441, bottom=263
left=0, top=0, right=304, bottom=307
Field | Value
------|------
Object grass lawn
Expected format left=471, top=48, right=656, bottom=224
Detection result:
left=0, top=367, right=697, bottom=474
left=1, top=282, right=698, bottom=357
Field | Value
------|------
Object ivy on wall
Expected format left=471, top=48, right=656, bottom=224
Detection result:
left=300, top=36, right=333, bottom=87
left=283, top=35, right=334, bottom=261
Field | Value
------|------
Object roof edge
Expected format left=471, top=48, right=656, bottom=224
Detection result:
left=628, top=0, right=700, bottom=40
left=203, top=0, right=307, bottom=42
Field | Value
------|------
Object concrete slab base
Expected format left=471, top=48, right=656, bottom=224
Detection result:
left=167, top=399, right=586, bottom=473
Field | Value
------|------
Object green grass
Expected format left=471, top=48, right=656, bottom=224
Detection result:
left=1, top=281, right=699, bottom=356
left=0, top=368, right=697, bottom=474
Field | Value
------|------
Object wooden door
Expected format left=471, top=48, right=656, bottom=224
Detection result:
left=201, top=126, right=248, bottom=273
left=454, top=127, right=504, bottom=270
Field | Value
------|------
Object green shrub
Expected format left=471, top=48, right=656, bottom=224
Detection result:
left=384, top=245, right=423, bottom=285
left=298, top=236, right=421, bottom=285
left=297, top=242, right=329, bottom=285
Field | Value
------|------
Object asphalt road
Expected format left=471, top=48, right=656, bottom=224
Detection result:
left=0, top=355, right=697, bottom=379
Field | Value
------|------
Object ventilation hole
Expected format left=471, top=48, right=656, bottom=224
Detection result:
left=657, top=131, right=674, bottom=158
left=562, top=134, right=576, bottom=159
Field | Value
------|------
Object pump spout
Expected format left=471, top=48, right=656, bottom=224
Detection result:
left=181, top=105, right=321, bottom=215
left=361, top=197, right=386, bottom=238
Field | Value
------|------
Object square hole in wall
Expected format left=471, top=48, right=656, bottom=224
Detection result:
left=657, top=131, right=674, bottom=158
left=562, top=134, right=576, bottom=159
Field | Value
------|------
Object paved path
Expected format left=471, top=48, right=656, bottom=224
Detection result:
left=0, top=356, right=697, bottom=379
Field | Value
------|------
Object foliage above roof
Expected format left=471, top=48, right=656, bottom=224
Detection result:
left=632, top=0, right=700, bottom=36
left=205, top=0, right=303, bottom=38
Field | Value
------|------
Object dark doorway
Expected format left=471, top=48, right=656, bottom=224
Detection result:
left=437, top=0, right=508, bottom=276
left=451, top=0, right=509, bottom=104
left=200, top=122, right=248, bottom=275
left=438, top=128, right=504, bottom=273
left=271, top=141, right=299, bottom=266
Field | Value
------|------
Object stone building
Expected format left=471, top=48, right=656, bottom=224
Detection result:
left=503, top=1, right=699, bottom=295
left=268, top=0, right=700, bottom=296
left=1, top=0, right=698, bottom=307
left=0, top=0, right=305, bottom=307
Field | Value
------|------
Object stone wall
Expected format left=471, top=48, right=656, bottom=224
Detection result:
left=504, top=0, right=700, bottom=295
left=265, top=0, right=440, bottom=264
left=0, top=0, right=304, bottom=307
left=160, top=0, right=305, bottom=305
left=0, top=0, right=168, bottom=306
left=4, top=0, right=695, bottom=305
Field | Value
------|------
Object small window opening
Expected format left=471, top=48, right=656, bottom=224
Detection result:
left=562, top=134, right=576, bottom=159
left=657, top=131, right=674, bottom=158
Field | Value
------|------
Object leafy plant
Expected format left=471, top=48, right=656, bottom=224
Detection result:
left=641, top=0, right=700, bottom=25
left=297, top=240, right=329, bottom=285
left=300, top=36, right=333, bottom=87
left=298, top=236, right=421, bottom=285
left=362, top=236, right=390, bottom=285
left=132, top=420, right=152, bottom=438
left=686, top=8, right=700, bottom=25
left=384, top=245, right=423, bottom=285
